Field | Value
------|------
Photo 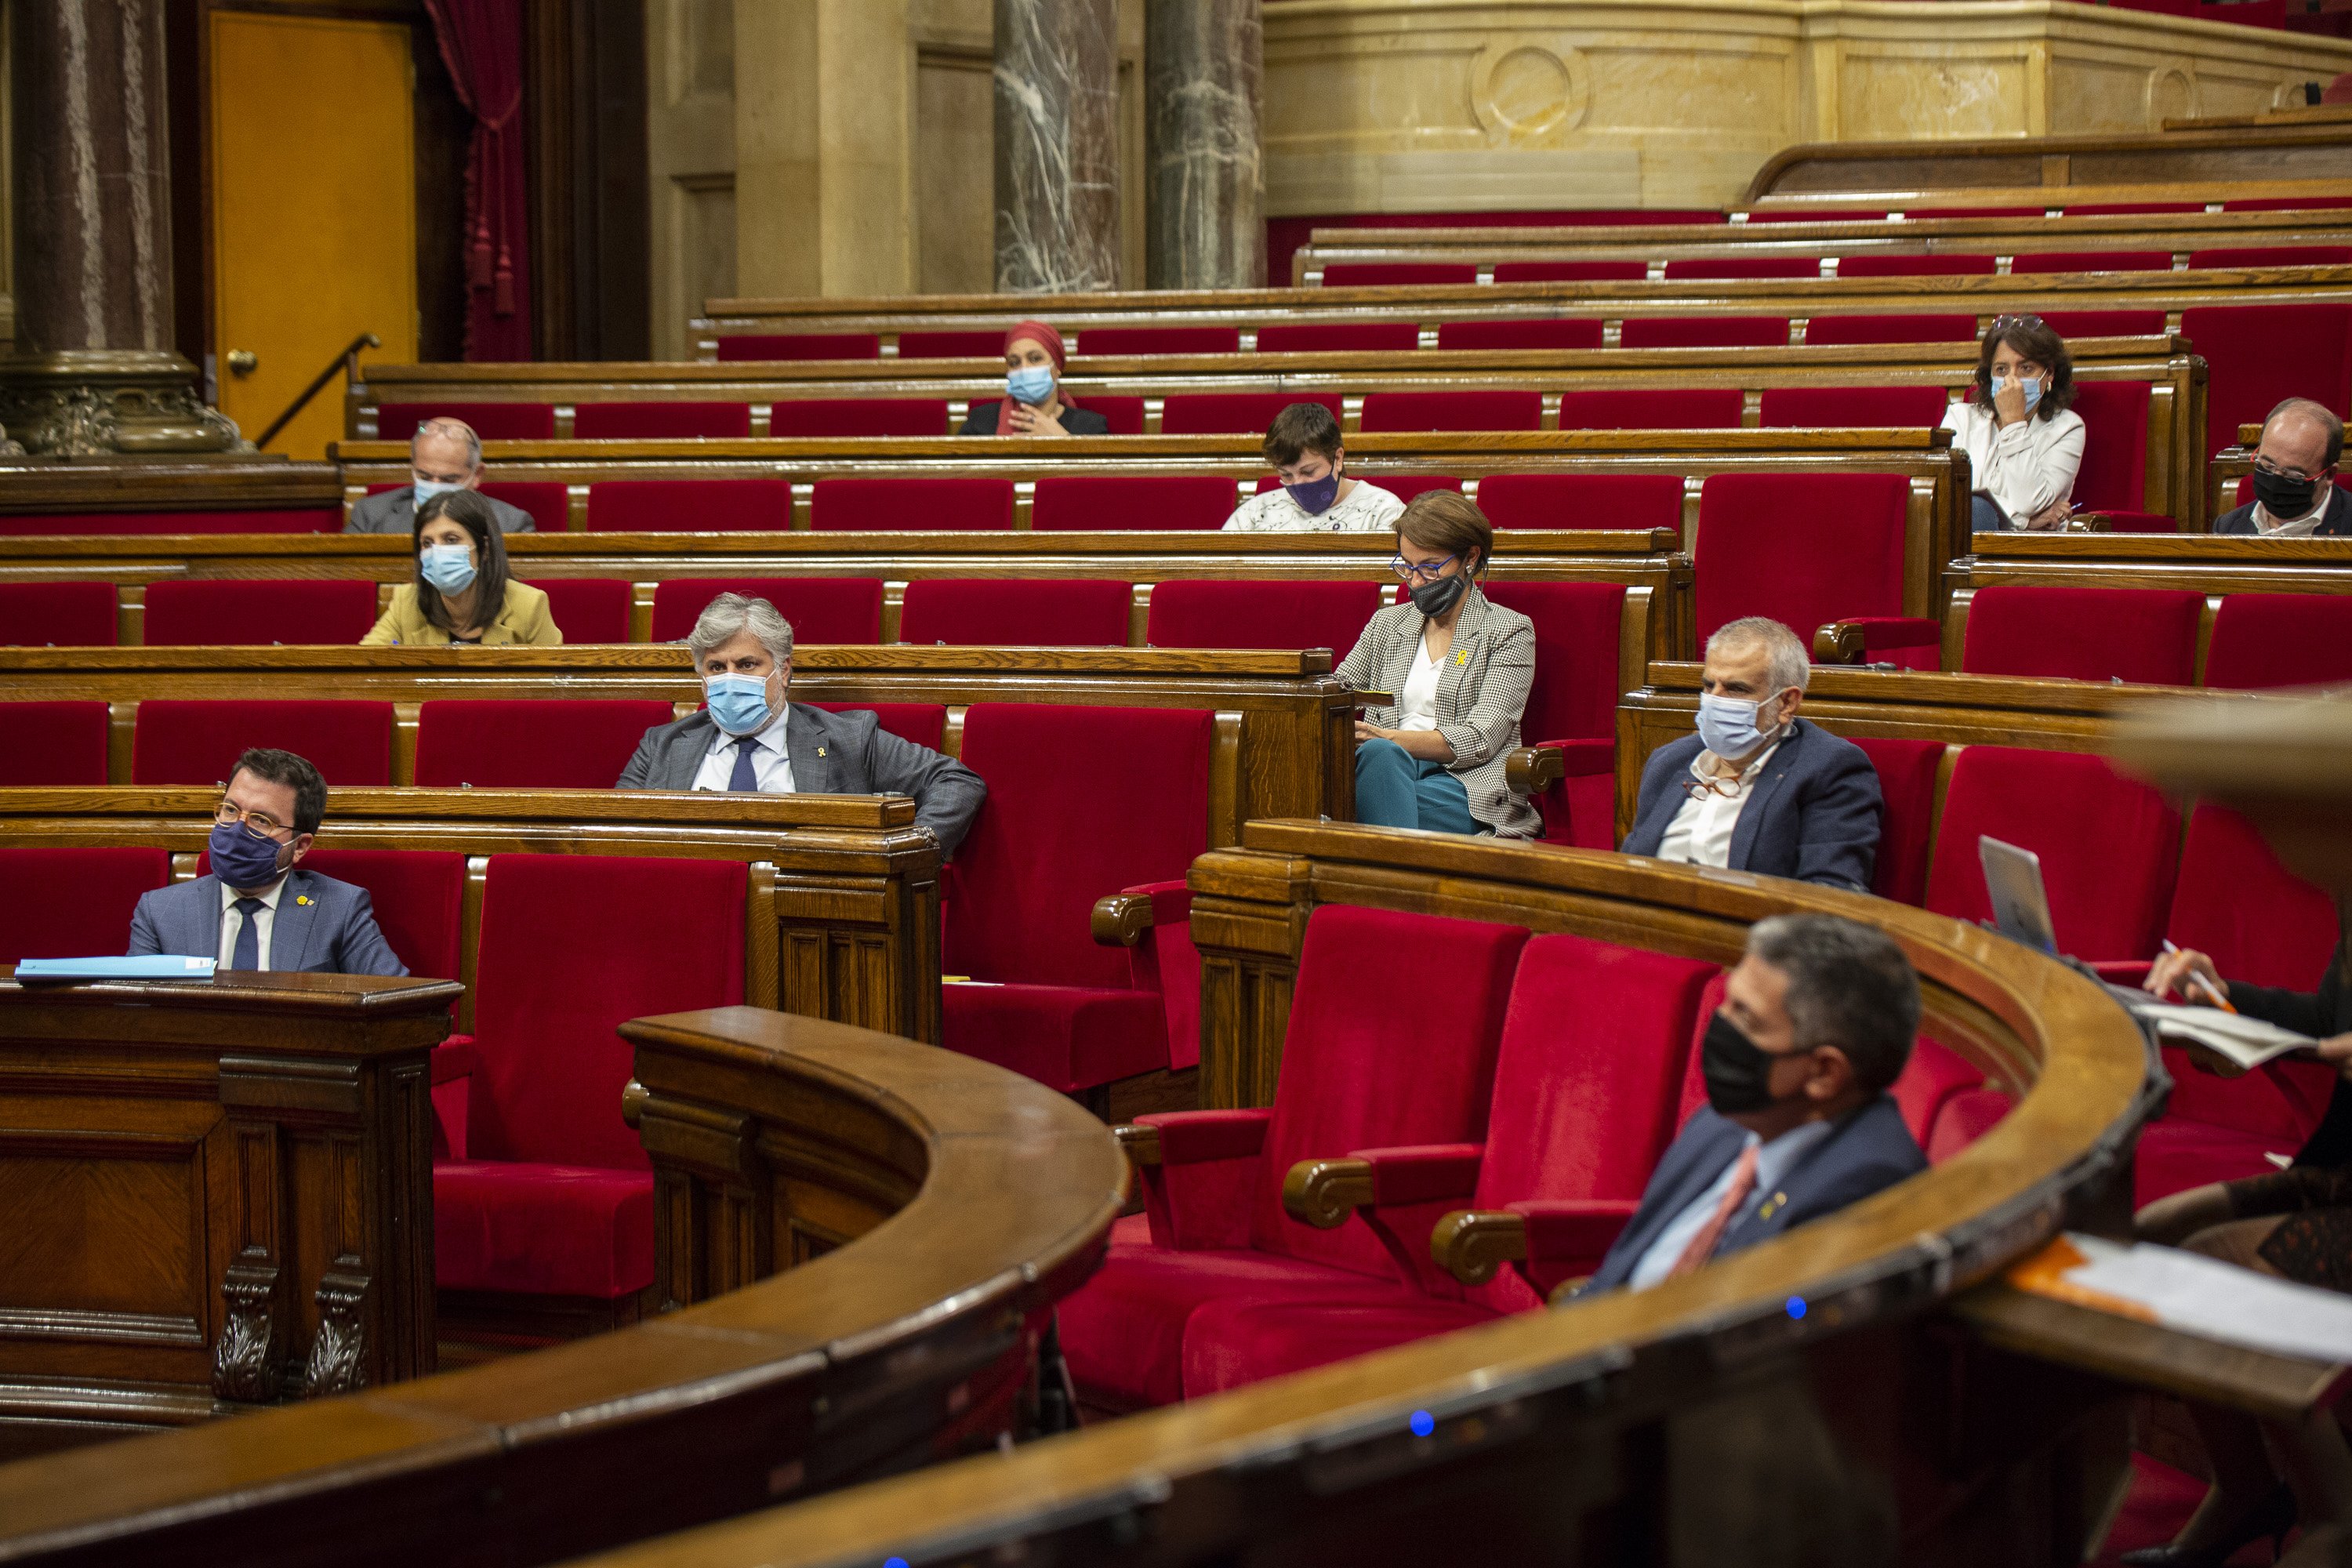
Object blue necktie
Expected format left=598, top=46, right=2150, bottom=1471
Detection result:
left=230, top=897, right=265, bottom=971
left=727, top=736, right=761, bottom=792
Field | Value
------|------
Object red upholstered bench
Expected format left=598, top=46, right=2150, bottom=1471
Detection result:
left=0, top=509, right=343, bottom=535
left=1805, top=314, right=1980, bottom=346
left=414, top=699, right=677, bottom=789
left=711, top=332, right=880, bottom=361
left=1697, top=470, right=1936, bottom=670
left=572, top=401, right=752, bottom=439
left=1256, top=322, right=1420, bottom=354
left=0, top=702, right=110, bottom=785
left=0, top=847, right=171, bottom=963
left=1759, top=386, right=1949, bottom=428
left=898, top=579, right=1133, bottom=646
left=1074, top=326, right=1241, bottom=356
left=1489, top=262, right=1645, bottom=284
left=1664, top=256, right=1823, bottom=280
left=377, top=402, right=555, bottom=441
left=2190, top=245, right=2352, bottom=269
left=1359, top=390, right=1543, bottom=434
left=1031, top=475, right=1236, bottom=532
left=2204, top=593, right=2352, bottom=690
left=1487, top=579, right=1627, bottom=850
left=2013, top=251, right=2176, bottom=274
left=479, top=481, right=570, bottom=532
left=767, top=398, right=948, bottom=437
left=1160, top=391, right=1342, bottom=436
left=803, top=702, right=949, bottom=751
left=2067, top=379, right=2155, bottom=516
left=527, top=579, right=632, bottom=643
left=894, top=329, right=1004, bottom=358
left=1835, top=254, right=1998, bottom=278
left=2037, top=310, right=2169, bottom=338
left=1961, top=584, right=2202, bottom=686
left=1319, top=263, right=1477, bottom=286
left=294, top=848, right=466, bottom=982
left=586, top=478, right=791, bottom=532
left=1145, top=579, right=1382, bottom=655
left=1558, top=387, right=1744, bottom=430
left=2182, top=302, right=2352, bottom=457
left=1620, top=316, right=1789, bottom=349
left=141, top=579, right=380, bottom=646
left=0, top=582, right=117, bottom=646
left=132, top=700, right=395, bottom=787
left=808, top=477, right=1014, bottom=532
left=1849, top=736, right=1945, bottom=906
left=1433, top=318, right=1605, bottom=350
left=1478, top=472, right=1682, bottom=533
left=650, top=576, right=885, bottom=644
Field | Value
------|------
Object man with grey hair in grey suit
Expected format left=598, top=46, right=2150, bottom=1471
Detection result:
left=615, top=593, right=987, bottom=855
left=345, top=417, right=537, bottom=535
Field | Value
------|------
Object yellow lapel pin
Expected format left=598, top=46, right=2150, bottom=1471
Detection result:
left=1454, top=649, right=1468, bottom=666
left=296, top=895, right=310, bottom=906
left=816, top=746, right=826, bottom=757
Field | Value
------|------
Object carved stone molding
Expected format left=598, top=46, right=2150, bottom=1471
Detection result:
left=213, top=1258, right=281, bottom=1404
left=0, top=350, right=242, bottom=457
left=304, top=1267, right=372, bottom=1399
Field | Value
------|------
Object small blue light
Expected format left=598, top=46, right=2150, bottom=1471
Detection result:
left=1786, top=1296, right=1807, bottom=1319
left=885, top=1558, right=909, bottom=1568
left=1409, top=1410, right=1435, bottom=1437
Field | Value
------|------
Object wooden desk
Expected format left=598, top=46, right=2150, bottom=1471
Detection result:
left=1955, top=532, right=2352, bottom=601
left=0, top=459, right=344, bottom=526
left=0, top=968, right=460, bottom=1449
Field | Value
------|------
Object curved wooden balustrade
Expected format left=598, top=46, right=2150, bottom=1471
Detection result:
left=0, top=1008, right=1124, bottom=1568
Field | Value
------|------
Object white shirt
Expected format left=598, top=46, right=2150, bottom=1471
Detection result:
left=1655, top=741, right=1780, bottom=870
left=1396, top=637, right=1444, bottom=732
left=2252, top=484, right=2335, bottom=536
left=218, top=877, right=288, bottom=971
left=1628, top=1116, right=1839, bottom=1289
left=691, top=705, right=797, bottom=793
left=1221, top=479, right=1406, bottom=533
left=1939, top=400, right=2086, bottom=528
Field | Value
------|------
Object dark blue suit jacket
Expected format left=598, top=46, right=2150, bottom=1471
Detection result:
left=1583, top=1096, right=1926, bottom=1294
left=127, top=869, right=408, bottom=976
left=1620, top=717, right=1882, bottom=892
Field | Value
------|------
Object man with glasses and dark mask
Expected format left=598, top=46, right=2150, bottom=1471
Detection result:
left=2216, top=397, right=2348, bottom=537
left=1578, top=913, right=1925, bottom=1294
left=128, top=747, right=407, bottom=975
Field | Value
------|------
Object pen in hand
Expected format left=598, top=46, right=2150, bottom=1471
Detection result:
left=2160, top=939, right=2238, bottom=1014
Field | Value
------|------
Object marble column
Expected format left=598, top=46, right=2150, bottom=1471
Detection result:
left=994, top=0, right=1120, bottom=294
left=1144, top=0, right=1263, bottom=290
left=2, top=0, right=234, bottom=454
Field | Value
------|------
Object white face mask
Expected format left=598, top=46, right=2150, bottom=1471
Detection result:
left=1695, top=688, right=1788, bottom=760
left=413, top=476, right=461, bottom=504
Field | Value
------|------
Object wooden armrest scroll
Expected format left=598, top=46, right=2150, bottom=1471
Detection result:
left=1281, top=1157, right=1376, bottom=1229
left=1431, top=1210, right=1528, bottom=1287
left=1813, top=621, right=1869, bottom=664
left=1504, top=746, right=1565, bottom=797
left=620, top=1080, right=648, bottom=1129
left=1091, top=892, right=1154, bottom=948
left=1112, top=1123, right=1161, bottom=1167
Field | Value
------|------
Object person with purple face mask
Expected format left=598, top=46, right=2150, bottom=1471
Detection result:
left=127, top=747, right=407, bottom=975
left=1221, top=401, right=1405, bottom=532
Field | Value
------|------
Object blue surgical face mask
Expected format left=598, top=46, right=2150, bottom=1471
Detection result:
left=1006, top=365, right=1056, bottom=406
left=1695, top=689, right=1787, bottom=760
left=419, top=542, right=477, bottom=593
left=1284, top=469, right=1342, bottom=515
left=706, top=672, right=777, bottom=736
left=2002, top=374, right=2044, bottom=415
left=412, top=476, right=460, bottom=504
left=209, top=818, right=290, bottom=892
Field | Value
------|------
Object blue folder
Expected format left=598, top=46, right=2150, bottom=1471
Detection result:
left=13, top=956, right=219, bottom=981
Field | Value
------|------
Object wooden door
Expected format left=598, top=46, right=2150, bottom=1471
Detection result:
left=209, top=11, right=418, bottom=459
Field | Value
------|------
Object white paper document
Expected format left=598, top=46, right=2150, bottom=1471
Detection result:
left=2023, top=1232, right=2352, bottom=1364
left=2134, top=1001, right=2316, bottom=1071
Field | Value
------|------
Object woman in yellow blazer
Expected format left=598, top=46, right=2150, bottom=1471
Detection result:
left=360, top=489, right=560, bottom=646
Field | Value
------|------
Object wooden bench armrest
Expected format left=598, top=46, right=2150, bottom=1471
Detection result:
left=1432, top=1209, right=1526, bottom=1285
left=1091, top=880, right=1192, bottom=949
left=1112, top=1123, right=1161, bottom=1166
left=1813, top=616, right=1941, bottom=665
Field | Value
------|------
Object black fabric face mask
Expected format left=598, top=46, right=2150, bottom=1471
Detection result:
left=2253, top=466, right=2321, bottom=521
left=1409, top=572, right=1468, bottom=619
left=1700, top=1011, right=1794, bottom=1116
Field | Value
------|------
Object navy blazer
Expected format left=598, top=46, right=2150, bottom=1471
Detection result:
left=1582, top=1096, right=1926, bottom=1294
left=127, top=868, right=408, bottom=977
left=1620, top=717, right=1882, bottom=892
left=2212, top=485, right=2351, bottom=536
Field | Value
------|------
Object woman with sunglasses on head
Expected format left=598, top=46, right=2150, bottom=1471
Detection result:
left=1942, top=314, right=2087, bottom=531
left=1338, top=492, right=1539, bottom=838
left=360, top=490, right=560, bottom=647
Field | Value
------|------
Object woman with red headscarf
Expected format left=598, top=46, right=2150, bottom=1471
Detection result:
left=957, top=320, right=1109, bottom=437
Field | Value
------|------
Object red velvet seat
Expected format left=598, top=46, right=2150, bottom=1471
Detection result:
left=1485, top=580, right=1628, bottom=849
left=1358, top=390, right=1543, bottom=434
left=1663, top=256, right=1822, bottom=280
left=1743, top=208, right=1891, bottom=223
left=1758, top=386, right=1949, bottom=427
left=1319, top=263, right=1476, bottom=286
left=0, top=847, right=170, bottom=963
left=1849, top=737, right=1945, bottom=905
left=2035, top=310, right=2169, bottom=338
left=2190, top=246, right=2352, bottom=269
left=942, top=704, right=1215, bottom=1094
left=2203, top=593, right=2352, bottom=690
left=1363, top=475, right=1465, bottom=503
left=414, top=700, right=677, bottom=788
left=479, top=481, right=569, bottom=533
left=1835, top=254, right=1998, bottom=278
left=1031, top=475, right=1237, bottom=532
left=1923, top=745, right=2181, bottom=962
left=2226, top=198, right=2352, bottom=211
left=525, top=579, right=632, bottom=643
left=1058, top=904, right=1528, bottom=1409
left=1891, top=1038, right=1991, bottom=1156
left=2181, top=303, right=2352, bottom=457
left=892, top=329, right=1005, bottom=359
left=803, top=702, right=949, bottom=750
left=1145, top=579, right=1382, bottom=654
left=571, top=401, right=751, bottom=439
left=1805, top=314, right=1980, bottom=346
left=898, top=579, right=1132, bottom=646
left=1959, top=584, right=2202, bottom=686
left=132, top=700, right=395, bottom=786
left=294, top=848, right=466, bottom=982
left=377, top=403, right=554, bottom=441
left=1556, top=388, right=1744, bottom=430
left=1433, top=318, right=1605, bottom=350
left=0, top=509, right=341, bottom=536
left=1073, top=326, right=1240, bottom=356
left=1080, top=395, right=1149, bottom=436
left=650, top=577, right=884, bottom=644
left=2012, top=251, right=2175, bottom=274
left=1489, top=262, right=1646, bottom=283
left=142, top=579, right=379, bottom=646
left=1256, top=323, right=1420, bottom=354
left=1926, top=1087, right=2013, bottom=1164
left=434, top=855, right=745, bottom=1304
left=1693, top=471, right=1933, bottom=666
left=586, top=479, right=790, bottom=532
left=766, top=398, right=948, bottom=437
left=1476, top=473, right=1683, bottom=533
left=0, top=702, right=110, bottom=785
left=1619, top=316, right=1789, bottom=349
left=1159, top=392, right=1343, bottom=436
left=0, top=582, right=116, bottom=646
left=2067, top=379, right=2154, bottom=512
left=808, top=477, right=1014, bottom=532
left=711, top=332, right=880, bottom=361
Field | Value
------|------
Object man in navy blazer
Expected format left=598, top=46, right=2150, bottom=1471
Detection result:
left=128, top=747, right=407, bottom=977
left=1582, top=913, right=1926, bottom=1294
left=1620, top=616, right=1882, bottom=891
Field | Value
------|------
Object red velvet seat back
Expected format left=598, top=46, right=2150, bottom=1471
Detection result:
left=572, top=401, right=751, bottom=439
left=2190, top=246, right=2352, bottom=270
left=1073, top=395, right=1146, bottom=436
left=414, top=700, right=676, bottom=789
left=2067, top=379, right=2153, bottom=511
left=1435, top=318, right=1605, bottom=350
left=1835, top=254, right=1998, bottom=278
left=946, top=704, right=1212, bottom=989
left=1924, top=745, right=2181, bottom=961
left=2183, top=303, right=2352, bottom=456
left=1663, top=256, right=1822, bottom=280
left=1744, top=208, right=1891, bottom=223
left=1476, top=473, right=1683, bottom=533
left=526, top=579, right=632, bottom=643
left=1159, top=392, right=1343, bottom=435
left=132, top=700, right=395, bottom=787
left=1145, top=579, right=1382, bottom=654
left=650, top=577, right=884, bottom=644
left=1319, top=263, right=1477, bottom=286
left=294, top=848, right=466, bottom=982
left=0, top=509, right=340, bottom=536
left=1758, top=387, right=1949, bottom=428
left=1557, top=388, right=1744, bottom=430
left=898, top=579, right=1132, bottom=646
left=803, top=702, right=949, bottom=750
left=1619, top=316, right=1789, bottom=349
left=142, top=579, right=379, bottom=646
left=1488, top=262, right=1645, bottom=284
left=1805, top=314, right=1980, bottom=346
left=468, top=855, right=746, bottom=1170
left=1255, top=323, right=1420, bottom=354
left=1675, top=971, right=1731, bottom=1127
left=1367, top=476, right=1465, bottom=504
left=1250, top=906, right=1527, bottom=1275
left=2012, top=251, right=2174, bottom=274
left=1073, top=326, right=1241, bottom=356
left=0, top=847, right=170, bottom=963
left=1031, top=476, right=1237, bottom=532
left=1468, top=933, right=1715, bottom=1312
left=1960, top=585, right=2202, bottom=686
left=1693, top=471, right=1911, bottom=644
left=586, top=479, right=790, bottom=532
left=1850, top=737, right=1945, bottom=906
left=1480, top=581, right=1625, bottom=744
left=767, top=398, right=948, bottom=437
left=2204, top=593, right=2352, bottom=691
left=711, top=332, right=880, bottom=361
left=0, top=702, right=110, bottom=785
left=0, top=583, right=116, bottom=646
left=1358, top=390, right=1544, bottom=434
left=892, top=330, right=1004, bottom=359
left=808, top=477, right=1014, bottom=532
left=377, top=403, right=554, bottom=441
left=2035, top=310, right=2169, bottom=338
left=479, top=482, right=569, bottom=533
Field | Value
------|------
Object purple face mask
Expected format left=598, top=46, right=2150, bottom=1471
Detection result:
left=1284, top=469, right=1341, bottom=515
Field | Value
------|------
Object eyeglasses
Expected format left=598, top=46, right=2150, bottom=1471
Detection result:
left=213, top=800, right=293, bottom=839
left=1989, top=314, right=2044, bottom=332
left=2253, top=455, right=2320, bottom=483
left=1390, top=554, right=1458, bottom=583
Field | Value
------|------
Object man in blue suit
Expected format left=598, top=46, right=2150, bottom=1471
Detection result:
left=129, top=747, right=407, bottom=977
left=1620, top=615, right=1882, bottom=892
left=1583, top=913, right=1926, bottom=1294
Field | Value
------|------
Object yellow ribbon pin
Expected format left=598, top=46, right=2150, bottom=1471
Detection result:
left=1454, top=649, right=1468, bottom=666
left=816, top=746, right=826, bottom=757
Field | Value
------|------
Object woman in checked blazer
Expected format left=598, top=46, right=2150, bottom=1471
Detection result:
left=1337, top=492, right=1541, bottom=839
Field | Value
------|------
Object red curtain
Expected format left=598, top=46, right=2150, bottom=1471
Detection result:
left=423, top=0, right=532, bottom=361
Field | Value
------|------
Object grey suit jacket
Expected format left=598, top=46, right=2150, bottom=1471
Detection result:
left=347, top=485, right=537, bottom=535
left=615, top=703, right=988, bottom=855
left=127, top=869, right=409, bottom=976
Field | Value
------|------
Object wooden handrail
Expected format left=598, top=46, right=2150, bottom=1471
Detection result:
left=255, top=331, right=379, bottom=452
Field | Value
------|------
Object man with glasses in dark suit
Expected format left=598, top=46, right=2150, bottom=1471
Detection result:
left=2215, top=398, right=2349, bottom=537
